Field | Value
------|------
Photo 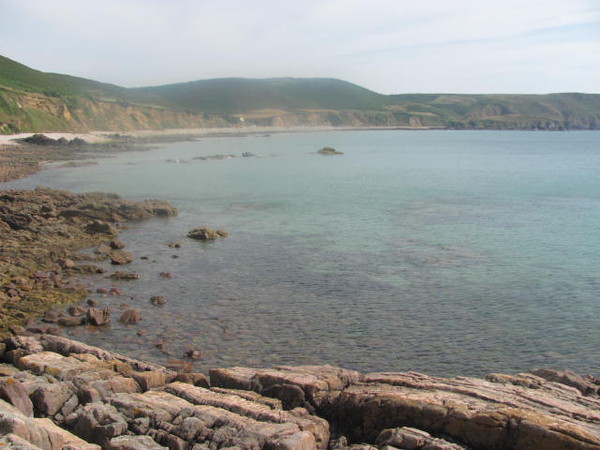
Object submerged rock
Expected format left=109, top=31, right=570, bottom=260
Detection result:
left=150, top=296, right=166, bottom=306
left=108, top=272, right=140, bottom=281
left=118, top=309, right=141, bottom=324
left=317, top=146, right=344, bottom=155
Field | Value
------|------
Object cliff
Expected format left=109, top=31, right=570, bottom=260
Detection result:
left=0, top=87, right=230, bottom=134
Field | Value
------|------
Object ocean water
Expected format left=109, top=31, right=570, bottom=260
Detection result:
left=4, top=130, right=600, bottom=376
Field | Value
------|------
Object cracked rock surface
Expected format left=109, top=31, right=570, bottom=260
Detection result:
left=1, top=334, right=599, bottom=449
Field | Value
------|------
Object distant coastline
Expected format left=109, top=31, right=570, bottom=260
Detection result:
left=2, top=55, right=599, bottom=135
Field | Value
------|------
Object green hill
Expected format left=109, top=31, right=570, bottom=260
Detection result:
left=132, top=77, right=389, bottom=114
left=385, top=93, right=600, bottom=129
left=0, top=55, right=129, bottom=99
left=0, top=54, right=599, bottom=133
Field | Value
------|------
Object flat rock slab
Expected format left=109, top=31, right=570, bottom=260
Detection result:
left=324, top=371, right=600, bottom=450
left=209, top=364, right=363, bottom=410
left=1, top=334, right=600, bottom=450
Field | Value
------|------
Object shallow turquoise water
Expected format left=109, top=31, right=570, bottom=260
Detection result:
left=4, top=130, right=599, bottom=376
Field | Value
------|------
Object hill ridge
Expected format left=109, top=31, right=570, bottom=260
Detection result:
left=1, top=54, right=599, bottom=133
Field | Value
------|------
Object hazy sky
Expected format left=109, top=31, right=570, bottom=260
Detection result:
left=1, top=0, right=598, bottom=94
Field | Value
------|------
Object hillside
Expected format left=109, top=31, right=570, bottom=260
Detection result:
left=1, top=55, right=599, bottom=133
left=132, top=77, right=389, bottom=114
left=0, top=55, right=129, bottom=99
left=0, top=55, right=229, bottom=133
left=386, top=93, right=600, bottom=130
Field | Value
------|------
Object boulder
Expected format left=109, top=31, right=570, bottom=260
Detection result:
left=0, top=398, right=99, bottom=450
left=131, top=371, right=166, bottom=391
left=86, top=307, right=111, bottom=326
left=109, top=250, right=133, bottom=265
left=173, top=372, right=209, bottom=388
left=84, top=220, right=118, bottom=236
left=118, top=309, right=141, bottom=324
left=0, top=377, right=34, bottom=416
left=183, top=349, right=201, bottom=359
left=108, top=272, right=139, bottom=281
left=150, top=296, right=166, bottom=306
left=187, top=227, right=228, bottom=240
left=31, top=381, right=76, bottom=417
left=21, top=134, right=56, bottom=146
left=109, top=239, right=125, bottom=250
left=68, top=403, right=128, bottom=446
left=209, top=365, right=363, bottom=410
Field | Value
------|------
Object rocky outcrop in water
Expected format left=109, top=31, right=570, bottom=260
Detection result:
left=0, top=334, right=598, bottom=450
left=0, top=188, right=177, bottom=338
left=317, top=147, right=343, bottom=155
left=186, top=227, right=228, bottom=240
left=18, top=134, right=88, bottom=147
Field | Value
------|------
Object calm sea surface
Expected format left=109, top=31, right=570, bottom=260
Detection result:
left=4, top=130, right=599, bottom=376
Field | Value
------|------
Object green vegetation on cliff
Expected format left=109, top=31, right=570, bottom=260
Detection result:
left=1, top=55, right=598, bottom=133
left=0, top=55, right=128, bottom=99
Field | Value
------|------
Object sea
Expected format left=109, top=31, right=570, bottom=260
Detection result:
left=3, top=129, right=599, bottom=377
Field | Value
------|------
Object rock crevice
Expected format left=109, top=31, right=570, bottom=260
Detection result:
left=0, top=334, right=599, bottom=449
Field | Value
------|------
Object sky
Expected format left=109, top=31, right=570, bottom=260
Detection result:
left=1, top=0, right=599, bottom=94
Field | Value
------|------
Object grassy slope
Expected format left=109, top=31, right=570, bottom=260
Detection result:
left=0, top=55, right=129, bottom=98
left=388, top=93, right=600, bottom=129
left=131, top=77, right=390, bottom=114
left=1, top=54, right=599, bottom=132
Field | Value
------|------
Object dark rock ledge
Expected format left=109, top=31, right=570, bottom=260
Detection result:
left=0, top=334, right=598, bottom=450
left=0, top=188, right=177, bottom=338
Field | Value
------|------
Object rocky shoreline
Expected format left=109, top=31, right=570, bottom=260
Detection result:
left=1, top=191, right=599, bottom=450
left=0, top=132, right=205, bottom=183
left=0, top=333, right=599, bottom=449
left=0, top=187, right=177, bottom=339
left=1, top=135, right=599, bottom=448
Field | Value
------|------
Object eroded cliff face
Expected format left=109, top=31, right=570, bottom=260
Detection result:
left=254, top=110, right=428, bottom=128
left=2, top=87, right=598, bottom=134
left=0, top=89, right=423, bottom=134
left=0, top=89, right=231, bottom=134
